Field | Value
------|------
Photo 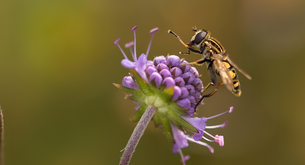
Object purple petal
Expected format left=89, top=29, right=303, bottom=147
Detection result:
left=179, top=61, right=191, bottom=73
left=176, top=99, right=191, bottom=109
left=172, top=86, right=182, bottom=101
left=195, top=83, right=203, bottom=92
left=193, top=130, right=204, bottom=141
left=173, top=144, right=180, bottom=154
left=189, top=67, right=199, bottom=78
left=194, top=91, right=202, bottom=101
left=174, top=77, right=185, bottom=87
left=156, top=63, right=169, bottom=72
left=145, top=66, right=157, bottom=76
left=121, top=59, right=136, bottom=68
left=192, top=78, right=201, bottom=86
left=181, top=116, right=207, bottom=131
left=136, top=54, right=148, bottom=81
left=122, top=76, right=139, bottom=90
left=146, top=60, right=154, bottom=67
left=180, top=87, right=189, bottom=99
left=167, top=55, right=181, bottom=67
left=136, top=53, right=147, bottom=71
left=185, top=85, right=195, bottom=95
left=188, top=95, right=196, bottom=105
left=153, top=56, right=167, bottom=66
left=162, top=77, right=175, bottom=88
left=160, top=69, right=172, bottom=78
left=182, top=72, right=195, bottom=85
left=192, top=78, right=203, bottom=92
left=187, top=107, right=195, bottom=116
left=171, top=123, right=189, bottom=153
left=170, top=67, right=182, bottom=78
left=150, top=72, right=163, bottom=88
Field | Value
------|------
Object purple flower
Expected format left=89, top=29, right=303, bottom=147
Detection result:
left=113, top=25, right=159, bottom=82
left=114, top=26, right=234, bottom=165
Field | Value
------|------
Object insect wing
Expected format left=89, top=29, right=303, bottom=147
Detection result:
left=213, top=54, right=234, bottom=91
left=226, top=56, right=252, bottom=80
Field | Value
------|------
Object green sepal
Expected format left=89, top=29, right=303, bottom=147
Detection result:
left=128, top=95, right=144, bottom=103
left=157, top=86, right=174, bottom=104
left=153, top=115, right=161, bottom=128
left=158, top=113, right=174, bottom=143
left=130, top=69, right=154, bottom=96
left=170, top=102, right=189, bottom=116
left=113, top=83, right=145, bottom=100
left=130, top=103, right=148, bottom=122
left=167, top=110, right=197, bottom=133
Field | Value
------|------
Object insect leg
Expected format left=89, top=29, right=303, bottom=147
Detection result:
left=179, top=49, right=191, bottom=55
left=194, top=64, right=221, bottom=111
left=194, top=81, right=225, bottom=111
left=168, top=30, right=202, bottom=55
left=168, top=30, right=191, bottom=48
left=180, top=58, right=206, bottom=66
left=202, top=82, right=213, bottom=93
left=182, top=47, right=201, bottom=54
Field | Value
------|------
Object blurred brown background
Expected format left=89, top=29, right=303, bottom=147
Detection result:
left=0, top=0, right=304, bottom=164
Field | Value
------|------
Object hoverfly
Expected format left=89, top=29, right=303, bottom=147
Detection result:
left=168, top=27, right=251, bottom=109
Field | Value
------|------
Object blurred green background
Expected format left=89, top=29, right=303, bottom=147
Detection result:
left=0, top=0, right=305, bottom=164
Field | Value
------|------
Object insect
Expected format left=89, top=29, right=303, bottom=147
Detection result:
left=168, top=27, right=251, bottom=109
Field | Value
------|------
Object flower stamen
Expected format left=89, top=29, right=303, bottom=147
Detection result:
left=125, top=41, right=135, bottom=57
left=205, top=106, right=233, bottom=120
left=202, top=135, right=214, bottom=142
left=186, top=136, right=214, bottom=153
left=113, top=38, right=129, bottom=60
left=206, top=121, right=228, bottom=129
left=146, top=27, right=159, bottom=57
left=131, top=26, right=137, bottom=62
left=178, top=148, right=190, bottom=165
left=203, top=130, right=215, bottom=139
left=214, top=135, right=224, bottom=146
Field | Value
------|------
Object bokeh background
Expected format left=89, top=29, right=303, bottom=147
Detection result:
left=0, top=0, right=305, bottom=164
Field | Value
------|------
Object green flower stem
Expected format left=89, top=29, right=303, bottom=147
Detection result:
left=119, top=105, right=156, bottom=165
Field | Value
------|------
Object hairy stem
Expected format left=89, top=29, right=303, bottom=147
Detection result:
left=119, top=105, right=156, bottom=165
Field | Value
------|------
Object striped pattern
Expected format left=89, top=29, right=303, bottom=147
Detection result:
left=201, top=37, right=242, bottom=97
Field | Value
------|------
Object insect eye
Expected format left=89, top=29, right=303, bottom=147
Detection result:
left=194, top=31, right=207, bottom=45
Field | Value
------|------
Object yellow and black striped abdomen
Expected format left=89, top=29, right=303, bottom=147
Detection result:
left=216, top=61, right=242, bottom=97
left=223, top=61, right=241, bottom=96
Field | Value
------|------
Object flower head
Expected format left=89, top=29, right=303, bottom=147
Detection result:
left=114, top=26, right=233, bottom=164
